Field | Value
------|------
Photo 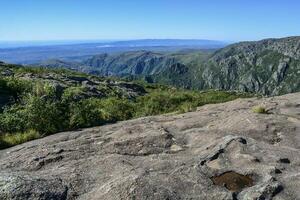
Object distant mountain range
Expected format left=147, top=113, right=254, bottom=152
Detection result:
left=37, top=36, right=300, bottom=96
left=0, top=39, right=227, bottom=64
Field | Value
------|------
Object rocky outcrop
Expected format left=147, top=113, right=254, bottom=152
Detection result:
left=0, top=63, right=146, bottom=103
left=0, top=92, right=299, bottom=199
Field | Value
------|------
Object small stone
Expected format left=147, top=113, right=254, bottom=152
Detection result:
left=170, top=144, right=183, bottom=152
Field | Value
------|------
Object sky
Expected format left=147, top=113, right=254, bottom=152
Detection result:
left=0, top=0, right=299, bottom=42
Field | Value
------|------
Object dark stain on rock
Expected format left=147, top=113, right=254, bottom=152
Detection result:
left=274, top=168, right=282, bottom=174
left=238, top=138, right=247, bottom=144
left=210, top=149, right=224, bottom=161
left=279, top=158, right=290, bottom=164
left=272, top=184, right=284, bottom=197
left=211, top=171, right=254, bottom=192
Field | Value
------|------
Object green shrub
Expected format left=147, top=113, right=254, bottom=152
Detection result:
left=69, top=98, right=104, bottom=128
left=62, top=86, right=86, bottom=102
left=0, top=77, right=32, bottom=98
left=135, top=90, right=199, bottom=116
left=23, top=95, right=67, bottom=134
left=252, top=106, right=267, bottom=114
left=178, top=102, right=197, bottom=113
left=68, top=97, right=135, bottom=129
left=0, top=79, right=6, bottom=90
left=33, top=81, right=56, bottom=97
left=100, top=98, right=135, bottom=122
left=0, top=95, right=67, bottom=134
left=0, top=104, right=27, bottom=133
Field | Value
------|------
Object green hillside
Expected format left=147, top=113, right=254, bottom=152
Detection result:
left=0, top=62, right=248, bottom=149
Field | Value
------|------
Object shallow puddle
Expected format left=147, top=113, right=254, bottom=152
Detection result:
left=211, top=171, right=254, bottom=192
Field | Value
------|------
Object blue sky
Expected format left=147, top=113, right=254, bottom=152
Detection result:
left=0, top=0, right=299, bottom=42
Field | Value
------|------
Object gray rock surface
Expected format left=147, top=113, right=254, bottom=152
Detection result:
left=0, top=92, right=299, bottom=200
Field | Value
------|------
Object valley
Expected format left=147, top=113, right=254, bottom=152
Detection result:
left=36, top=36, right=300, bottom=96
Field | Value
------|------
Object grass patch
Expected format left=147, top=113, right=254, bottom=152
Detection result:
left=0, top=130, right=40, bottom=149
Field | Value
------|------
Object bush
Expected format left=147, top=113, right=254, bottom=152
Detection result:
left=33, top=81, right=56, bottom=97
left=62, top=86, right=86, bottom=102
left=69, top=98, right=104, bottom=128
left=68, top=97, right=135, bottom=129
left=2, top=77, right=32, bottom=97
left=178, top=102, right=197, bottom=113
left=23, top=95, right=67, bottom=134
left=135, top=90, right=202, bottom=116
left=0, top=104, right=28, bottom=133
left=100, top=98, right=135, bottom=122
left=0, top=95, right=67, bottom=134
left=252, top=106, right=267, bottom=114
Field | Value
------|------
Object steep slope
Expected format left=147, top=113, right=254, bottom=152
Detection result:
left=153, top=37, right=300, bottom=95
left=38, top=50, right=213, bottom=77
left=201, top=36, right=300, bottom=95
left=82, top=51, right=179, bottom=76
left=0, top=92, right=299, bottom=199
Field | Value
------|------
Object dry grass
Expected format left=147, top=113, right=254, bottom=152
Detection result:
left=252, top=106, right=267, bottom=114
left=0, top=130, right=40, bottom=149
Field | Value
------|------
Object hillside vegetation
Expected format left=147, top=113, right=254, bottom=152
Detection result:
left=0, top=62, right=249, bottom=149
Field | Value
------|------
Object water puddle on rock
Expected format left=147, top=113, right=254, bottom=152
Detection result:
left=211, top=171, right=254, bottom=192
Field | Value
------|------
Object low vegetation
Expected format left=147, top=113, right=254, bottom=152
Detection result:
left=0, top=64, right=251, bottom=149
left=0, top=130, right=40, bottom=149
left=252, top=106, right=267, bottom=114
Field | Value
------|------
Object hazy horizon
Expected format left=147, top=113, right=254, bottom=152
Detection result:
left=1, top=35, right=298, bottom=49
left=0, top=38, right=230, bottom=49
